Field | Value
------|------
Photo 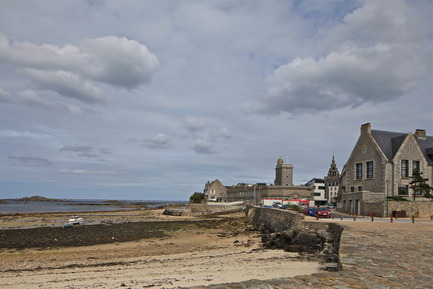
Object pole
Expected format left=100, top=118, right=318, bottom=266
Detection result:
left=385, top=179, right=390, bottom=217
left=253, top=185, right=256, bottom=206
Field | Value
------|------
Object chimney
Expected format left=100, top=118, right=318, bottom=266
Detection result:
left=415, top=129, right=426, bottom=140
left=361, top=123, right=371, bottom=134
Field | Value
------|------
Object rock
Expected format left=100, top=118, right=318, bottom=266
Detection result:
left=162, top=208, right=190, bottom=216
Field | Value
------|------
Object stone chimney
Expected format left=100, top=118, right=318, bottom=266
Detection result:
left=415, top=129, right=426, bottom=140
left=361, top=123, right=371, bottom=134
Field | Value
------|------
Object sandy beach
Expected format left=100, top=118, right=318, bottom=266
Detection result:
left=0, top=209, right=321, bottom=288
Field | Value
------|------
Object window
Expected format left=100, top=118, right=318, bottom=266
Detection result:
left=366, top=161, right=373, bottom=178
left=413, top=161, right=420, bottom=173
left=350, top=187, right=355, bottom=192
left=358, top=186, right=363, bottom=192
left=356, top=163, right=363, bottom=179
left=398, top=185, right=408, bottom=195
left=401, top=160, right=409, bottom=177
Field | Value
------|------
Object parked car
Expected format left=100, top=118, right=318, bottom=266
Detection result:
left=272, top=203, right=283, bottom=209
left=315, top=207, right=331, bottom=218
left=299, top=203, right=308, bottom=210
left=306, top=207, right=317, bottom=216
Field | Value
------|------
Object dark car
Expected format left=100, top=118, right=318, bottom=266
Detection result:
left=306, top=207, right=317, bottom=216
left=315, top=207, right=331, bottom=218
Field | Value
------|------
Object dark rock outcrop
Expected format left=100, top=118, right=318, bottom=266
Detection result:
left=247, top=206, right=343, bottom=271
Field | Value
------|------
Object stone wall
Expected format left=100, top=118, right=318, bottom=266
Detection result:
left=351, top=200, right=433, bottom=218
left=246, top=205, right=304, bottom=232
left=163, top=203, right=245, bottom=216
left=385, top=200, right=433, bottom=218
left=246, top=206, right=344, bottom=271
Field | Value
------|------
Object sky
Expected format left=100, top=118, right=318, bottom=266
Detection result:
left=0, top=0, right=432, bottom=201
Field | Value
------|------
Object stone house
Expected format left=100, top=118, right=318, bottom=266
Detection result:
left=203, top=179, right=227, bottom=202
left=339, top=123, right=433, bottom=215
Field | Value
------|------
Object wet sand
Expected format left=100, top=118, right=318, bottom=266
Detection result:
left=0, top=209, right=322, bottom=288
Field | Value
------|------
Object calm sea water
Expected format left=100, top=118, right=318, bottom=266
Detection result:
left=0, top=199, right=186, bottom=214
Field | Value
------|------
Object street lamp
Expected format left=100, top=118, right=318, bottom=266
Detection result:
left=386, top=179, right=390, bottom=217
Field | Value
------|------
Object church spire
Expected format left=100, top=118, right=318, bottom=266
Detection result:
left=328, top=154, right=340, bottom=177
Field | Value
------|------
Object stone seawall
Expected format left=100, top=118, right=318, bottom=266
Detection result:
left=246, top=205, right=304, bottom=232
left=163, top=204, right=245, bottom=216
left=246, top=206, right=344, bottom=271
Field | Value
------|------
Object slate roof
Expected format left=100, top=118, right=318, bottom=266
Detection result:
left=370, top=130, right=406, bottom=160
left=370, top=129, right=433, bottom=165
left=416, top=135, right=433, bottom=165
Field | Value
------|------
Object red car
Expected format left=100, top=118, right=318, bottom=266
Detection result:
left=315, top=207, right=331, bottom=218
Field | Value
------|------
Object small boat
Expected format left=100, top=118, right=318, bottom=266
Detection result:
left=68, top=216, right=84, bottom=225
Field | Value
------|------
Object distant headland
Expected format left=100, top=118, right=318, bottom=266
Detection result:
left=16, top=195, right=63, bottom=202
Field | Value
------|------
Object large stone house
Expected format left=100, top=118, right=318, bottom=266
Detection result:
left=203, top=179, right=227, bottom=202
left=339, top=123, right=433, bottom=215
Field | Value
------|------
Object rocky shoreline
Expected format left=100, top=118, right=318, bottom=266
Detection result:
left=0, top=219, right=225, bottom=249
left=0, top=209, right=323, bottom=288
left=2, top=207, right=431, bottom=288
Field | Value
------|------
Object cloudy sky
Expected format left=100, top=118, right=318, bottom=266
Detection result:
left=0, top=0, right=431, bottom=201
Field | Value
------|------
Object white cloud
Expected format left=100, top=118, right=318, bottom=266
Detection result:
left=142, top=133, right=172, bottom=149
left=0, top=35, right=159, bottom=103
left=23, top=69, right=103, bottom=103
left=213, top=128, right=232, bottom=140
left=81, top=36, right=159, bottom=88
left=183, top=115, right=206, bottom=133
left=58, top=169, right=117, bottom=175
left=254, top=0, right=431, bottom=115
left=190, top=138, right=218, bottom=155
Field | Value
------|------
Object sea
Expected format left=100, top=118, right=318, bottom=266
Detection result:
left=0, top=199, right=187, bottom=214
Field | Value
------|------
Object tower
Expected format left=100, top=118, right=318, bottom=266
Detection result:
left=274, top=157, right=293, bottom=186
left=324, top=154, right=340, bottom=203
left=327, top=154, right=340, bottom=177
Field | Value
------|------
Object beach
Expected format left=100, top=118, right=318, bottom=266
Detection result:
left=0, top=209, right=321, bottom=288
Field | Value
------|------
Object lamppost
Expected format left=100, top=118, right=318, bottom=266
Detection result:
left=386, top=179, right=390, bottom=217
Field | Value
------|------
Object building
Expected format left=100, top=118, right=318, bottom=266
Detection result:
left=324, top=155, right=340, bottom=204
left=305, top=178, right=326, bottom=205
left=203, top=158, right=311, bottom=203
left=339, top=123, right=433, bottom=215
left=274, top=157, right=293, bottom=186
left=226, top=183, right=258, bottom=202
left=203, top=179, right=227, bottom=202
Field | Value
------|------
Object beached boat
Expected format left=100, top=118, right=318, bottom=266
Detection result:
left=68, top=216, right=83, bottom=225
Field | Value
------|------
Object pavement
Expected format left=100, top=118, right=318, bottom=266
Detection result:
left=192, top=215, right=433, bottom=289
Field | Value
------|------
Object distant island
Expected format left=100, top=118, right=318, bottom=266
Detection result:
left=17, top=195, right=63, bottom=202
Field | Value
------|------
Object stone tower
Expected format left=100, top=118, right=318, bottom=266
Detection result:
left=274, top=157, right=293, bottom=186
